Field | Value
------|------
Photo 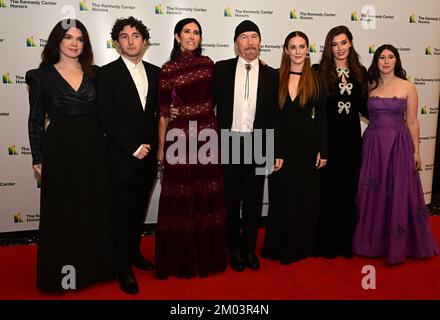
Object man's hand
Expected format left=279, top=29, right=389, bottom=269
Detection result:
left=315, top=152, right=327, bottom=169
left=272, top=159, right=283, bottom=172
left=134, top=144, right=151, bottom=159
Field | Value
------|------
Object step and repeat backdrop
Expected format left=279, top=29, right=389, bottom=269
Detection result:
left=0, top=0, right=439, bottom=232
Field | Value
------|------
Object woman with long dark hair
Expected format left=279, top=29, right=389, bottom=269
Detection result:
left=26, top=19, right=114, bottom=291
left=155, top=18, right=227, bottom=279
left=262, top=31, right=327, bottom=264
left=352, top=44, right=439, bottom=263
left=313, top=25, right=368, bottom=259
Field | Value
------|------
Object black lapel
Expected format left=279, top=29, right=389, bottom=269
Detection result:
left=226, top=57, right=239, bottom=115
left=256, top=60, right=267, bottom=112
left=143, top=61, right=154, bottom=113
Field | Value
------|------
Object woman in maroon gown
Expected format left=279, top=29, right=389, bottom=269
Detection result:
left=155, top=18, right=228, bottom=279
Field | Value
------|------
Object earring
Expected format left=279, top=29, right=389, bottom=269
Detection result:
left=306, top=52, right=310, bottom=59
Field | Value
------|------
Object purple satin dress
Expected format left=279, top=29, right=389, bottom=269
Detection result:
left=353, top=96, right=439, bottom=264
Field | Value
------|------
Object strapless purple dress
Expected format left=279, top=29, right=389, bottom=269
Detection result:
left=353, top=96, right=439, bottom=264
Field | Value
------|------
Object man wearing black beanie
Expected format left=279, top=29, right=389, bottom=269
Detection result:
left=233, top=20, right=261, bottom=42
left=214, top=20, right=281, bottom=272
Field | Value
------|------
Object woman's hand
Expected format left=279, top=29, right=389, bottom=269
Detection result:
left=169, top=105, right=179, bottom=121
left=414, top=152, right=422, bottom=170
left=32, top=164, right=42, bottom=178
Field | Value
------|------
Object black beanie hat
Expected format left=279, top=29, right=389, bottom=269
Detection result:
left=234, top=20, right=261, bottom=41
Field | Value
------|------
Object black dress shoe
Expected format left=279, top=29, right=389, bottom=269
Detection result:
left=230, top=253, right=246, bottom=272
left=245, top=252, right=260, bottom=271
left=118, top=267, right=139, bottom=294
left=133, top=253, right=154, bottom=271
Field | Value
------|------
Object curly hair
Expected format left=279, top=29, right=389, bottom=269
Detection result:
left=111, top=16, right=150, bottom=45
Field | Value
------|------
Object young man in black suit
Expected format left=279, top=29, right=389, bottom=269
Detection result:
left=213, top=20, right=282, bottom=272
left=97, top=17, right=159, bottom=294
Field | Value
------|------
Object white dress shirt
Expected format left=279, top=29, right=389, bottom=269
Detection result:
left=121, top=55, right=148, bottom=109
left=231, top=57, right=259, bottom=132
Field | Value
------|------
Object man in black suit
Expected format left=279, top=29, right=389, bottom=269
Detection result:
left=214, top=20, right=282, bottom=272
left=97, top=16, right=159, bottom=294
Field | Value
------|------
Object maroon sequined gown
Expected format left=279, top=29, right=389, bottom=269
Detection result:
left=155, top=52, right=228, bottom=279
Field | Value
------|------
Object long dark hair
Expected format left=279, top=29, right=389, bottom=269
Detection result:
left=40, top=19, right=94, bottom=78
left=170, top=18, right=202, bottom=61
left=318, top=25, right=366, bottom=94
left=368, top=44, right=407, bottom=90
left=279, top=31, right=317, bottom=109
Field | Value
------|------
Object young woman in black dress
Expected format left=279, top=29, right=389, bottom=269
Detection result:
left=313, top=25, right=368, bottom=259
left=26, top=19, right=114, bottom=291
left=262, top=31, right=327, bottom=264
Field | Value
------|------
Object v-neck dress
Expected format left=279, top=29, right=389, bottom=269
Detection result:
left=262, top=78, right=328, bottom=264
left=26, top=65, right=115, bottom=291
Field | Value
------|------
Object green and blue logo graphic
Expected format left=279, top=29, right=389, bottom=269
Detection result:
left=224, top=7, right=233, bottom=17
left=290, top=9, right=298, bottom=19
left=79, top=0, right=89, bottom=11
left=155, top=4, right=164, bottom=14
left=26, top=36, right=36, bottom=47
left=351, top=12, right=359, bottom=21
left=3, top=73, right=13, bottom=84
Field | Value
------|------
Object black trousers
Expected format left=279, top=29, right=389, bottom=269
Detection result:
left=223, top=162, right=265, bottom=255
left=113, top=162, right=156, bottom=271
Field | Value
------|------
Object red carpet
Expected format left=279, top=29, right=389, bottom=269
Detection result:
left=1, top=217, right=439, bottom=300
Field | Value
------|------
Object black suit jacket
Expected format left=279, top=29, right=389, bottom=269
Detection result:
left=213, top=57, right=280, bottom=158
left=97, top=57, right=160, bottom=181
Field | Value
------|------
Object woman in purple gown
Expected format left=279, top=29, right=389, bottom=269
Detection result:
left=353, top=44, right=439, bottom=264
left=155, top=18, right=227, bottom=279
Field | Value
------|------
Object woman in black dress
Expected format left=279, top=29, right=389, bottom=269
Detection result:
left=313, top=26, right=368, bottom=259
left=26, top=19, right=114, bottom=292
left=262, top=31, right=327, bottom=264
